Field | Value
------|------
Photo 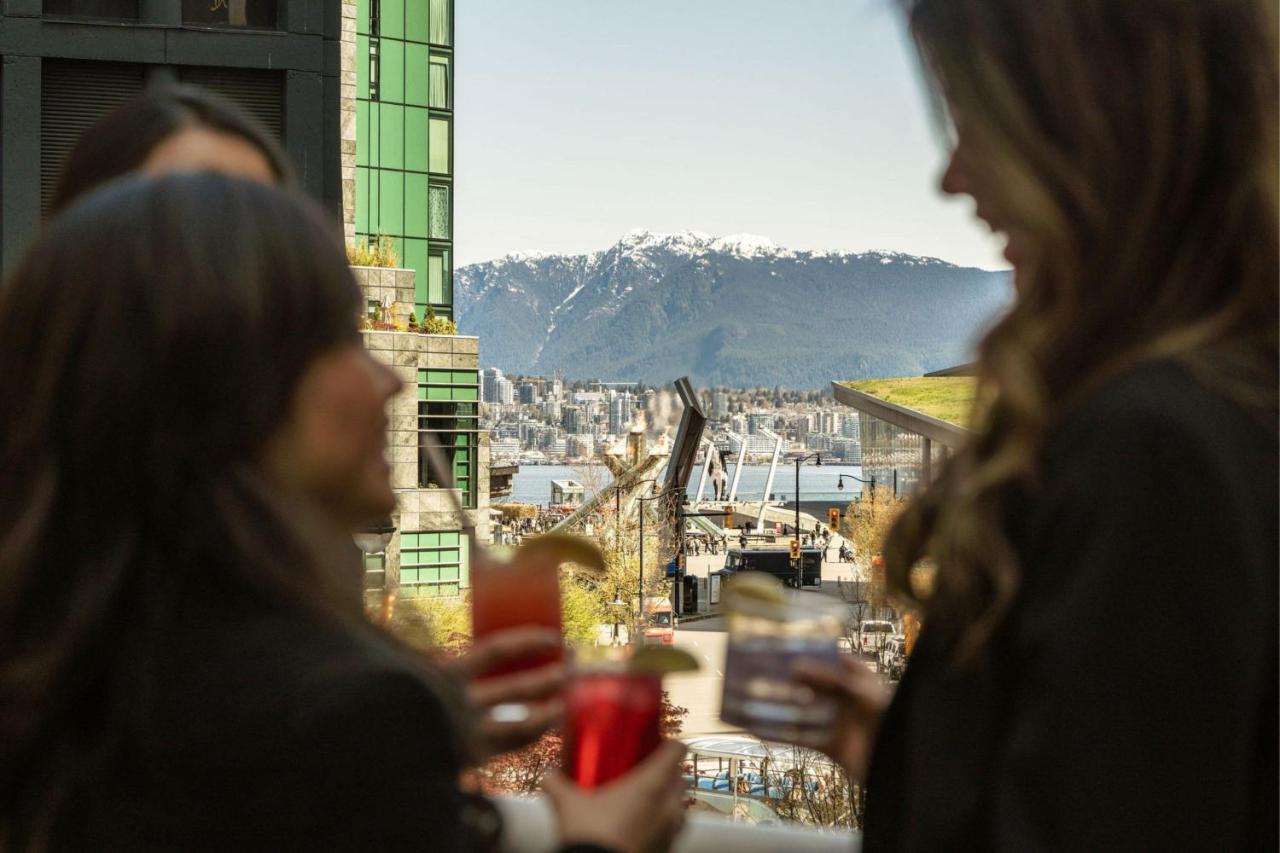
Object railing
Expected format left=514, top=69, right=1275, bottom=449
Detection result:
left=494, top=795, right=860, bottom=853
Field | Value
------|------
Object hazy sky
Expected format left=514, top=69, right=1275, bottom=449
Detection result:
left=454, top=0, right=1008, bottom=271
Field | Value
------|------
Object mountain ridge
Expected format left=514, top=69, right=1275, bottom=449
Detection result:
left=455, top=230, right=1011, bottom=389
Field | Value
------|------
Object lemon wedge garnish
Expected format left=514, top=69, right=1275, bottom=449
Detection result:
left=722, top=571, right=788, bottom=607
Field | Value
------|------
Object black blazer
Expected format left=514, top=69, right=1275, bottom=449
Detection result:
left=63, top=580, right=481, bottom=851
left=864, top=361, right=1278, bottom=851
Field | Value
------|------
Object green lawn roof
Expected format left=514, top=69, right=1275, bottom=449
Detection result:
left=841, top=377, right=975, bottom=427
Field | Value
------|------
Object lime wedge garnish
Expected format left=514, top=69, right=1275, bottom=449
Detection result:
left=629, top=646, right=701, bottom=675
left=513, top=533, right=606, bottom=574
left=722, top=571, right=788, bottom=607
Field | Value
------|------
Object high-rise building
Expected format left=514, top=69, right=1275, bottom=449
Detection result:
left=1, top=2, right=341, bottom=274
left=346, top=0, right=485, bottom=601
left=352, top=0, right=454, bottom=322
left=747, top=412, right=772, bottom=435
left=495, top=376, right=515, bottom=405
left=841, top=412, right=860, bottom=438
left=519, top=382, right=539, bottom=404
left=712, top=392, right=729, bottom=421
left=561, top=405, right=583, bottom=435
left=481, top=367, right=504, bottom=403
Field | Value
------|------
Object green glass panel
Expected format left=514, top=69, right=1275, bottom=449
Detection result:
left=357, top=35, right=370, bottom=96
left=452, top=371, right=476, bottom=384
left=459, top=537, right=470, bottom=588
left=404, top=107, right=429, bottom=172
left=401, top=568, right=418, bottom=582
left=401, top=235, right=427, bottom=285
left=416, top=368, right=428, bottom=382
left=421, top=567, right=439, bottom=582
left=379, top=104, right=404, bottom=169
left=355, top=168, right=369, bottom=233
left=428, top=370, right=452, bottom=384
left=378, top=171, right=403, bottom=236
left=404, top=173, right=429, bottom=237
left=357, top=0, right=369, bottom=33
left=428, top=184, right=449, bottom=239
left=416, top=384, right=426, bottom=400
left=423, top=532, right=440, bottom=546
left=405, top=42, right=429, bottom=106
left=440, top=531, right=459, bottom=546
left=440, top=566, right=459, bottom=582
left=453, top=387, right=476, bottom=401
left=400, top=532, right=418, bottom=548
left=427, top=251, right=445, bottom=305
left=380, top=38, right=405, bottom=103
left=429, top=0, right=450, bottom=45
left=429, top=54, right=450, bottom=109
left=391, top=237, right=404, bottom=264
left=380, top=0, right=404, bottom=38
left=440, top=583, right=459, bottom=597
left=428, top=116, right=450, bottom=174
left=405, top=0, right=429, bottom=41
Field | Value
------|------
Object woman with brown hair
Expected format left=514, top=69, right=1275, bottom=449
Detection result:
left=793, top=1, right=1278, bottom=849
left=0, top=174, right=687, bottom=851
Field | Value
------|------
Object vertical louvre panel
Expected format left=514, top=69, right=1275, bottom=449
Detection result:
left=40, top=61, right=146, bottom=215
left=177, top=66, right=284, bottom=142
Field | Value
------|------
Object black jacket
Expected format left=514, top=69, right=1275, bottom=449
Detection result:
left=864, top=361, right=1278, bottom=851
left=64, top=581, right=484, bottom=850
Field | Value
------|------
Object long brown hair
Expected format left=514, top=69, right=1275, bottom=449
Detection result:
left=0, top=175, right=371, bottom=846
left=885, top=0, right=1279, bottom=657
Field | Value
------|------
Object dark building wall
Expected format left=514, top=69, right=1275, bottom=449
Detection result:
left=0, top=0, right=341, bottom=274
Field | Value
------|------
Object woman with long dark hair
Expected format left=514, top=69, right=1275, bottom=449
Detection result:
left=0, top=174, right=686, bottom=851
left=792, top=1, right=1278, bottom=849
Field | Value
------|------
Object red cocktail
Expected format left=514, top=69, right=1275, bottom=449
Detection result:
left=564, top=670, right=662, bottom=789
left=471, top=554, right=563, bottom=677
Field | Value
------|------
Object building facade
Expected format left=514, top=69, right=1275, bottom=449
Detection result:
left=350, top=0, right=453, bottom=322
left=0, top=0, right=342, bottom=273
left=831, top=381, right=966, bottom=498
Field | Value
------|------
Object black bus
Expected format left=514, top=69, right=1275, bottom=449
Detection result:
left=723, top=547, right=823, bottom=588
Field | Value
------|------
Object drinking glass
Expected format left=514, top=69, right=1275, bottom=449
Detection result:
left=563, top=663, right=663, bottom=789
left=720, top=583, right=847, bottom=745
left=470, top=551, right=563, bottom=677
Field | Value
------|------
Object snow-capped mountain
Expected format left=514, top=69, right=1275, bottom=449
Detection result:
left=455, top=229, right=1011, bottom=389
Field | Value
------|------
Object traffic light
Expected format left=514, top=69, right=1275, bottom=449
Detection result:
left=790, top=539, right=801, bottom=561
left=828, top=507, right=841, bottom=532
left=723, top=506, right=734, bottom=530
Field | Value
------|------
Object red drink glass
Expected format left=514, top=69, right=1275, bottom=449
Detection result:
left=471, top=555, right=563, bottom=677
left=564, top=669, right=663, bottom=789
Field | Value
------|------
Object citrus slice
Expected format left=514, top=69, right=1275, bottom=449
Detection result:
left=513, top=533, right=607, bottom=574
left=722, top=571, right=788, bottom=607
left=628, top=646, right=701, bottom=675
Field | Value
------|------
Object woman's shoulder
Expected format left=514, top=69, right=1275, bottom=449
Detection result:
left=155, top=591, right=463, bottom=766
left=1045, top=358, right=1276, bottom=475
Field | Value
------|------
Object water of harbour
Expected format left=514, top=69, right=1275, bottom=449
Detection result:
left=507, top=463, right=866, bottom=506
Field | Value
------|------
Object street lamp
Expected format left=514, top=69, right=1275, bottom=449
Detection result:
left=836, top=472, right=877, bottom=502
left=353, top=516, right=396, bottom=619
left=793, top=453, right=821, bottom=589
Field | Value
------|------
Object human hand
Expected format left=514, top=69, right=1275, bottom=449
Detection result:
left=542, top=740, right=688, bottom=853
left=792, top=656, right=890, bottom=781
left=453, top=627, right=565, bottom=761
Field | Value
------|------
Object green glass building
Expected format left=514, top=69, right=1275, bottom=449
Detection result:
left=355, top=0, right=454, bottom=321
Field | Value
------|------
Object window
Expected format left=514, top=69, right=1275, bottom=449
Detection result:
left=425, top=246, right=451, bottom=310
left=428, top=184, right=450, bottom=239
left=428, top=116, right=450, bottom=174
left=43, top=0, right=138, bottom=18
left=428, top=54, right=451, bottom=109
left=363, top=552, right=387, bottom=592
left=418, top=369, right=478, bottom=508
left=182, top=0, right=279, bottom=28
left=399, top=531, right=467, bottom=598
left=429, top=0, right=451, bottom=45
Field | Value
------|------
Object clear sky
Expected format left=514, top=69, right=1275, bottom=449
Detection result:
left=454, top=0, right=1008, bottom=271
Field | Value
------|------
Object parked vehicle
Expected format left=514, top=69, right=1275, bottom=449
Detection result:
left=880, top=635, right=908, bottom=679
left=642, top=597, right=675, bottom=645
left=857, top=620, right=895, bottom=658
left=723, top=547, right=823, bottom=588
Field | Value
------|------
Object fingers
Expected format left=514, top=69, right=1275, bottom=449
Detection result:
left=479, top=698, right=563, bottom=755
left=792, top=658, right=886, bottom=715
left=468, top=661, right=566, bottom=707
left=460, top=627, right=562, bottom=677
